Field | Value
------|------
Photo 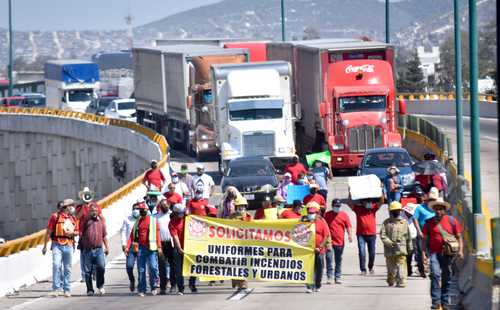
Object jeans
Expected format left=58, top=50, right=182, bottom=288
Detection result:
left=137, top=245, right=159, bottom=293
left=173, top=248, right=196, bottom=292
left=126, top=250, right=138, bottom=286
left=388, top=191, right=402, bottom=203
left=307, top=253, right=325, bottom=289
left=82, top=248, right=106, bottom=292
left=158, top=241, right=175, bottom=291
left=52, top=244, right=73, bottom=292
left=325, top=246, right=344, bottom=280
left=357, top=235, right=376, bottom=272
left=407, top=238, right=425, bottom=276
left=429, top=253, right=457, bottom=306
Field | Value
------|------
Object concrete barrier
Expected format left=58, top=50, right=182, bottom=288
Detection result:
left=405, top=100, right=497, bottom=119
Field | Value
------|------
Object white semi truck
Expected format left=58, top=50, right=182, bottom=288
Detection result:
left=44, top=60, right=100, bottom=112
left=211, top=61, right=296, bottom=172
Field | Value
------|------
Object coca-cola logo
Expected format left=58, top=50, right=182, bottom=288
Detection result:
left=345, top=64, right=375, bottom=74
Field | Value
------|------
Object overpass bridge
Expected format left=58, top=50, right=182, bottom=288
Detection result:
left=0, top=103, right=497, bottom=310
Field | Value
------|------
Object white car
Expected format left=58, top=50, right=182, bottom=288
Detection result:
left=104, top=99, right=136, bottom=122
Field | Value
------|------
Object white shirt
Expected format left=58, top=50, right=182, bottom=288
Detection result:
left=192, top=173, right=215, bottom=199
left=174, top=181, right=190, bottom=199
left=120, top=215, right=137, bottom=246
left=155, top=211, right=172, bottom=242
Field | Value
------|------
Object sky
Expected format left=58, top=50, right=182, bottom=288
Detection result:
left=0, top=0, right=222, bottom=31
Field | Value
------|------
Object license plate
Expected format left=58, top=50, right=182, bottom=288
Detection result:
left=244, top=194, right=255, bottom=200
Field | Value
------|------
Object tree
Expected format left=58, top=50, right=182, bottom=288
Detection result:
left=397, top=51, right=425, bottom=92
left=302, top=26, right=320, bottom=40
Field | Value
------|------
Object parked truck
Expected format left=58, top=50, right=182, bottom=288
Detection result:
left=267, top=39, right=406, bottom=170
left=211, top=61, right=296, bottom=172
left=44, top=60, right=100, bottom=112
left=133, top=45, right=248, bottom=157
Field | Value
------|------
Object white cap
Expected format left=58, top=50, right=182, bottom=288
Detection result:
left=428, top=187, right=439, bottom=200
left=172, top=203, right=186, bottom=213
left=196, top=163, right=205, bottom=170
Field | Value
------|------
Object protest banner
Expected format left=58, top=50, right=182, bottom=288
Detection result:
left=183, top=216, right=315, bottom=284
left=286, top=184, right=310, bottom=205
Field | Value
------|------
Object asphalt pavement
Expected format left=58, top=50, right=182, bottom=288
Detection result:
left=0, top=152, right=431, bottom=310
left=419, top=115, right=499, bottom=217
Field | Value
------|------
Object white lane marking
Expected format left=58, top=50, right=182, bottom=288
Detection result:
left=228, top=288, right=254, bottom=301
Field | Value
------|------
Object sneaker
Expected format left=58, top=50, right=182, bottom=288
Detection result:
left=129, top=281, right=135, bottom=292
left=306, top=288, right=313, bottom=294
left=48, top=291, right=60, bottom=298
left=177, top=291, right=184, bottom=296
left=369, top=269, right=375, bottom=275
left=160, top=290, right=167, bottom=295
left=420, top=272, right=427, bottom=279
left=97, top=287, right=105, bottom=295
left=314, top=288, right=321, bottom=292
left=326, top=277, right=332, bottom=284
left=138, top=292, right=145, bottom=297
left=387, top=282, right=395, bottom=287
left=430, top=304, right=441, bottom=309
left=151, top=289, right=159, bottom=296
left=334, top=279, right=342, bottom=284
left=396, top=283, right=406, bottom=288
left=87, top=291, right=94, bottom=296
left=360, top=271, right=367, bottom=276
left=63, top=292, right=71, bottom=298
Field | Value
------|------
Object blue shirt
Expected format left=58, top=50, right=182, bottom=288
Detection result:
left=413, top=203, right=435, bottom=229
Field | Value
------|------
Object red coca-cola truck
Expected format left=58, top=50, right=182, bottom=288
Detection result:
left=267, top=39, right=406, bottom=170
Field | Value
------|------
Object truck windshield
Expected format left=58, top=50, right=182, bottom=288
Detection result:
left=339, top=95, right=386, bottom=113
left=228, top=99, right=283, bottom=121
left=68, top=89, right=93, bottom=102
left=118, top=100, right=136, bottom=110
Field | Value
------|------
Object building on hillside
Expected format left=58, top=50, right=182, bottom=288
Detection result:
left=417, top=46, right=440, bottom=82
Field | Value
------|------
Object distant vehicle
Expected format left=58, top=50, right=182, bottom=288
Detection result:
left=21, top=93, right=46, bottom=107
left=104, top=98, right=136, bottom=122
left=86, top=96, right=118, bottom=116
left=221, top=156, right=279, bottom=209
left=1, top=96, right=25, bottom=107
left=358, top=147, right=415, bottom=188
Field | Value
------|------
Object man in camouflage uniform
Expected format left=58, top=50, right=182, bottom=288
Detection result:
left=380, top=201, right=413, bottom=287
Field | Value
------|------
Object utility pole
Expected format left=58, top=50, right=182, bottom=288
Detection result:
left=385, top=0, right=390, bottom=43
left=454, top=0, right=464, bottom=176
left=280, top=0, right=286, bottom=41
left=8, top=0, right=14, bottom=96
left=468, top=0, right=482, bottom=222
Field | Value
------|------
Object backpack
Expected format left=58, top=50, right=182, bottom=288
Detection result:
left=436, top=216, right=460, bottom=256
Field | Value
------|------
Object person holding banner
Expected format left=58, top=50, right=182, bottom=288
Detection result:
left=221, top=186, right=241, bottom=218
left=186, top=188, right=209, bottom=216
left=168, top=203, right=198, bottom=295
left=302, top=202, right=331, bottom=293
left=324, top=199, right=352, bottom=284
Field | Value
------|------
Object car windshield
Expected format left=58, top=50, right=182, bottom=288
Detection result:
left=25, top=97, right=45, bottom=106
left=229, top=99, right=283, bottom=121
left=118, top=101, right=135, bottom=110
left=68, top=89, right=93, bottom=102
left=364, top=152, right=412, bottom=168
left=97, top=98, right=116, bottom=108
left=339, top=95, right=386, bottom=113
left=228, top=163, right=274, bottom=177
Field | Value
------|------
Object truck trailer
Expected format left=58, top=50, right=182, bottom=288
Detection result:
left=267, top=39, right=405, bottom=170
left=211, top=61, right=296, bottom=172
left=44, top=60, right=100, bottom=112
left=133, top=45, right=248, bottom=157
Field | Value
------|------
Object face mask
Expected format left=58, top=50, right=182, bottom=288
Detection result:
left=296, top=179, right=305, bottom=185
left=194, top=193, right=203, bottom=200
left=307, top=214, right=317, bottom=221
left=139, top=210, right=148, bottom=217
left=278, top=203, right=285, bottom=209
left=333, top=207, right=340, bottom=213
left=236, top=208, right=245, bottom=215
left=197, top=171, right=203, bottom=176
left=364, top=202, right=372, bottom=209
left=132, top=209, right=140, bottom=218
left=172, top=176, right=179, bottom=183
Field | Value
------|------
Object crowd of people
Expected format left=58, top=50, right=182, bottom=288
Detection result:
left=41, top=155, right=463, bottom=309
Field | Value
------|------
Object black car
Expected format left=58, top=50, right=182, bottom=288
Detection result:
left=21, top=93, right=46, bottom=107
left=86, top=96, right=118, bottom=115
left=221, top=156, right=279, bottom=209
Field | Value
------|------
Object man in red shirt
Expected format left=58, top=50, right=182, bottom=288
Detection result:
left=169, top=204, right=197, bottom=295
left=349, top=199, right=381, bottom=275
left=125, top=202, right=162, bottom=297
left=160, top=183, right=183, bottom=214
left=285, top=155, right=308, bottom=184
left=304, top=202, right=331, bottom=293
left=303, top=184, right=326, bottom=209
left=422, top=200, right=463, bottom=309
left=186, top=188, right=209, bottom=216
left=280, top=200, right=303, bottom=219
left=324, top=199, right=352, bottom=284
left=143, top=160, right=166, bottom=190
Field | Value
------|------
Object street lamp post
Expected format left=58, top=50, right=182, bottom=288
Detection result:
left=8, top=0, right=14, bottom=96
left=385, top=0, right=390, bottom=43
left=454, top=0, right=464, bottom=176
left=280, top=0, right=286, bottom=41
left=468, top=0, right=481, bottom=221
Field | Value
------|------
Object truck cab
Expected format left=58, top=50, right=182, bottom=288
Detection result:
left=212, top=62, right=296, bottom=172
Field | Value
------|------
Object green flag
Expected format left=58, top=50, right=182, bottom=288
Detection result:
left=306, top=150, right=331, bottom=167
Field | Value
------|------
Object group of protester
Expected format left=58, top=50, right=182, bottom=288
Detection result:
left=42, top=155, right=463, bottom=309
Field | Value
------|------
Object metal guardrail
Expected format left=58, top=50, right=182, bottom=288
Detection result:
left=398, top=92, right=497, bottom=103
left=0, top=107, right=169, bottom=257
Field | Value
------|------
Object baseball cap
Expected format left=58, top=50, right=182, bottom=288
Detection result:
left=196, top=163, right=205, bottom=170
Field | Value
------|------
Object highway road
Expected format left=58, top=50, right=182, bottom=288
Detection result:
left=419, top=115, right=499, bottom=218
left=1, top=151, right=430, bottom=310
